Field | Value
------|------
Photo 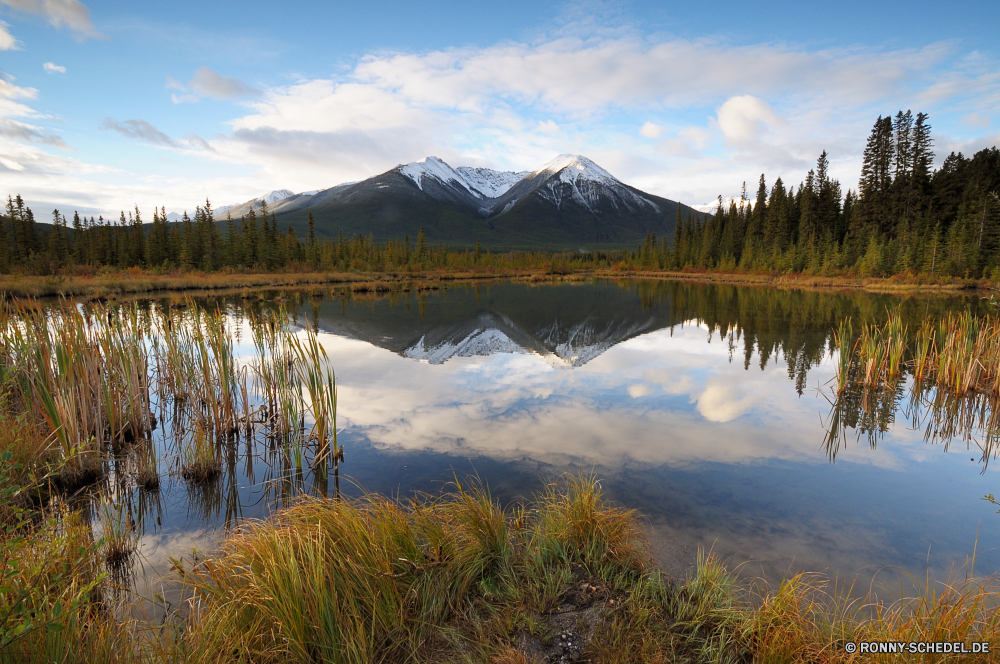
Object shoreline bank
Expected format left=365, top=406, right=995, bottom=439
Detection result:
left=1, top=267, right=991, bottom=301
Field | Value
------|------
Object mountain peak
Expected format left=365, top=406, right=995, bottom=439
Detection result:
left=536, top=154, right=618, bottom=186
left=399, top=156, right=464, bottom=192
left=261, top=189, right=294, bottom=204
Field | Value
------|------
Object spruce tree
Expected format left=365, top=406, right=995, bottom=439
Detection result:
left=132, top=206, right=146, bottom=267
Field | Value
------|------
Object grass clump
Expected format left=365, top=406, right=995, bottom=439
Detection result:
left=172, top=474, right=648, bottom=663
left=134, top=440, right=160, bottom=492
left=180, top=424, right=220, bottom=482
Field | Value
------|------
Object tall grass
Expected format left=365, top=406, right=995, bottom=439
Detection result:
left=836, top=309, right=1000, bottom=396
left=181, top=422, right=221, bottom=482
left=0, top=297, right=154, bottom=486
left=828, top=309, right=1000, bottom=465
left=172, top=474, right=646, bottom=663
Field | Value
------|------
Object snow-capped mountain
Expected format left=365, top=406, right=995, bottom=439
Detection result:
left=401, top=314, right=658, bottom=367
left=487, top=154, right=661, bottom=219
left=392, top=154, right=661, bottom=221
left=177, top=155, right=703, bottom=250
left=399, top=157, right=527, bottom=201
left=398, top=157, right=528, bottom=213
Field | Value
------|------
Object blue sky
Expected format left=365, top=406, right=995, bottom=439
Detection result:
left=1, top=0, right=998, bottom=217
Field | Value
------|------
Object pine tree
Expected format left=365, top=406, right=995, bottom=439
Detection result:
left=132, top=206, right=146, bottom=267
left=415, top=227, right=427, bottom=261
left=71, top=211, right=84, bottom=264
left=747, top=175, right=767, bottom=243
left=764, top=179, right=789, bottom=252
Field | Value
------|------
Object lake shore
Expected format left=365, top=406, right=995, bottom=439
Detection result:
left=1, top=267, right=991, bottom=301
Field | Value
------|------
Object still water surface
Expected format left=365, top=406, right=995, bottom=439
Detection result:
left=125, top=279, right=1000, bottom=607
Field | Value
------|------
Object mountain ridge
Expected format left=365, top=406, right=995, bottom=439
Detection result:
left=196, top=155, right=705, bottom=251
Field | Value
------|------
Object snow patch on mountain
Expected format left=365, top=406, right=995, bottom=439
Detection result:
left=536, top=154, right=618, bottom=187
left=400, top=157, right=474, bottom=194
left=400, top=157, right=530, bottom=203
left=540, top=316, right=656, bottom=367
left=456, top=166, right=529, bottom=198
left=262, top=189, right=294, bottom=204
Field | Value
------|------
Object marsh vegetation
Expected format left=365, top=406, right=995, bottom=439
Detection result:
left=1, top=282, right=999, bottom=661
left=826, top=308, right=1000, bottom=470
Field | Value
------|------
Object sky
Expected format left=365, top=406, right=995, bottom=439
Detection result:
left=1, top=0, right=999, bottom=218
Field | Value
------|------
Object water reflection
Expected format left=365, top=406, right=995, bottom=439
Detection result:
left=32, top=278, right=1000, bottom=610
left=824, top=376, right=1000, bottom=467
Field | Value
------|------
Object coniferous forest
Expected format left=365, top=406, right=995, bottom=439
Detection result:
left=658, top=112, right=1000, bottom=278
left=1, top=111, right=998, bottom=279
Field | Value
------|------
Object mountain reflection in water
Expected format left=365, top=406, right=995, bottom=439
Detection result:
left=110, top=279, right=1000, bottom=611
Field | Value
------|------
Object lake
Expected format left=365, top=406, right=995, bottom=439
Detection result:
left=103, top=278, right=999, bottom=612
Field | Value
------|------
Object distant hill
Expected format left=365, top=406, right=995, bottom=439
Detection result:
left=215, top=155, right=704, bottom=251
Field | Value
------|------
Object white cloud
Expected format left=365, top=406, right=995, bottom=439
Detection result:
left=189, top=66, right=260, bottom=100
left=960, top=112, right=991, bottom=128
left=0, top=21, right=16, bottom=49
left=715, top=95, right=781, bottom=146
left=628, top=383, right=652, bottom=398
left=164, top=68, right=259, bottom=105
left=43, top=62, right=65, bottom=74
left=1, top=117, right=67, bottom=147
left=199, top=35, right=985, bottom=202
left=0, top=155, right=24, bottom=170
left=640, top=121, right=662, bottom=138
left=165, top=75, right=186, bottom=91
left=0, top=0, right=100, bottom=38
left=0, top=78, right=39, bottom=118
left=100, top=117, right=177, bottom=147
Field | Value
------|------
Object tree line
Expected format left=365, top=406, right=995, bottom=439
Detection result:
left=0, top=197, right=589, bottom=274
left=637, top=112, right=1000, bottom=277
left=1, top=111, right=998, bottom=278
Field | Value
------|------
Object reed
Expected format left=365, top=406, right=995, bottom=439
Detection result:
left=833, top=317, right=854, bottom=393
left=180, top=423, right=221, bottom=483
left=0, top=297, right=154, bottom=487
left=834, top=309, right=1000, bottom=397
